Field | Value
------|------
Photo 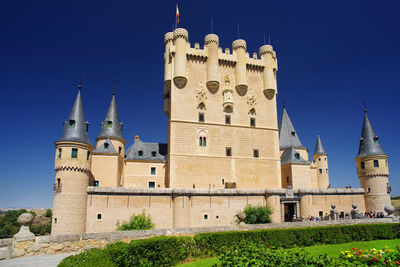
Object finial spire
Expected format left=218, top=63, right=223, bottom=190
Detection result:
left=78, top=75, right=84, bottom=90
left=237, top=24, right=240, bottom=39
left=113, top=80, right=117, bottom=96
left=211, top=17, right=213, bottom=33
left=363, top=101, right=367, bottom=113
left=283, top=101, right=286, bottom=108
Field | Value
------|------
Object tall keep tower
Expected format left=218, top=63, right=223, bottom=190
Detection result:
left=52, top=86, right=93, bottom=235
left=313, top=134, right=329, bottom=188
left=355, top=110, right=391, bottom=212
left=163, top=28, right=281, bottom=189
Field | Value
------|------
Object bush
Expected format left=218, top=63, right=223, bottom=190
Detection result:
left=59, top=223, right=400, bottom=266
left=59, top=236, right=194, bottom=267
left=194, top=223, right=400, bottom=255
left=29, top=222, right=51, bottom=236
left=44, top=209, right=52, bottom=218
left=116, top=211, right=154, bottom=231
left=0, top=209, right=28, bottom=238
left=243, top=204, right=272, bottom=224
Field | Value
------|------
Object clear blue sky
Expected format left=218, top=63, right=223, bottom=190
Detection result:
left=1, top=0, right=399, bottom=208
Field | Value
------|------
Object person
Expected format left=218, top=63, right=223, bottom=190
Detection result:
left=316, top=216, right=319, bottom=221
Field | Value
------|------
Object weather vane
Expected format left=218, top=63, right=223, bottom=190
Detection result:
left=113, top=80, right=117, bottom=95
left=78, top=75, right=85, bottom=90
left=363, top=101, right=367, bottom=113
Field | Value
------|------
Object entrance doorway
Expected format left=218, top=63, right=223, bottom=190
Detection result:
left=284, top=203, right=295, bottom=222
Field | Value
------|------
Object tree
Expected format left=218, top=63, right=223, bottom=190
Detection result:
left=243, top=204, right=272, bottom=224
left=117, top=211, right=154, bottom=231
left=45, top=209, right=52, bottom=218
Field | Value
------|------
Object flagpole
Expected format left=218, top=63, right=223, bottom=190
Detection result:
left=175, top=3, right=177, bottom=29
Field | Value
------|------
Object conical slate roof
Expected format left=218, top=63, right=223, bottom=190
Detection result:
left=279, top=108, right=303, bottom=149
left=281, top=147, right=308, bottom=165
left=125, top=138, right=167, bottom=162
left=58, top=89, right=91, bottom=145
left=93, top=138, right=117, bottom=154
left=97, top=93, right=124, bottom=141
left=314, top=134, right=327, bottom=155
left=357, top=112, right=386, bottom=157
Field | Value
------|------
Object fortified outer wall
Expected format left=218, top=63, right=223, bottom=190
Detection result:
left=0, top=218, right=397, bottom=260
left=85, top=187, right=366, bottom=233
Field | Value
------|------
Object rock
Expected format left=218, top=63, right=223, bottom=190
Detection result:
left=40, top=243, right=49, bottom=248
left=85, top=246, right=93, bottom=251
left=32, top=244, right=41, bottom=252
left=236, top=212, right=246, bottom=222
left=13, top=248, right=25, bottom=257
left=0, top=247, right=11, bottom=260
left=17, top=213, right=33, bottom=226
left=385, top=205, right=395, bottom=215
left=49, top=243, right=64, bottom=251
left=46, top=248, right=55, bottom=255
left=352, top=204, right=358, bottom=209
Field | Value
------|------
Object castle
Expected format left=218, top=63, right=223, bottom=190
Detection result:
left=51, top=28, right=392, bottom=235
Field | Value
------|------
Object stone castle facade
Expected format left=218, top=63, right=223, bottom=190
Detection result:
left=51, top=28, right=392, bottom=235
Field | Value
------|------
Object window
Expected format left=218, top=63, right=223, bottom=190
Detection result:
left=226, top=147, right=232, bottom=157
left=318, top=158, right=321, bottom=161
left=319, top=169, right=322, bottom=174
left=69, top=120, right=75, bottom=129
left=199, top=113, right=205, bottom=122
left=58, top=148, right=62, bottom=158
left=104, top=143, right=109, bottom=149
left=325, top=157, right=327, bottom=161
left=286, top=177, right=289, bottom=183
left=291, top=131, right=295, bottom=137
left=253, top=149, right=259, bottom=158
left=119, top=147, right=122, bottom=154
left=94, top=180, right=99, bottom=187
left=54, top=218, right=57, bottom=224
left=326, top=169, right=328, bottom=173
left=250, top=118, right=256, bottom=127
left=361, top=162, right=365, bottom=169
left=367, top=187, right=371, bottom=193
left=203, top=214, right=208, bottom=220
left=57, top=178, right=61, bottom=191
left=319, top=211, right=323, bottom=217
left=138, top=150, right=143, bottom=157
left=151, top=167, right=156, bottom=175
left=148, top=181, right=155, bottom=188
left=87, top=151, right=90, bottom=160
left=199, top=137, right=207, bottom=147
left=225, top=115, right=231, bottom=125
left=374, top=160, right=379, bottom=168
left=71, top=148, right=78, bottom=158
left=360, top=138, right=364, bottom=145
left=151, top=151, right=156, bottom=158
left=295, top=153, right=300, bottom=160
left=374, top=136, right=379, bottom=144
left=221, top=178, right=225, bottom=185
left=86, top=123, right=89, bottom=132
left=107, top=121, right=112, bottom=128
left=97, top=214, right=102, bottom=220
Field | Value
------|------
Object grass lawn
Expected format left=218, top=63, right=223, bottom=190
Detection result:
left=177, top=239, right=400, bottom=266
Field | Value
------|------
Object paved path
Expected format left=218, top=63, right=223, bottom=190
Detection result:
left=0, top=253, right=74, bottom=267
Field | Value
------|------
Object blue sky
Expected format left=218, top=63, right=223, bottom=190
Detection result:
left=1, top=0, right=399, bottom=208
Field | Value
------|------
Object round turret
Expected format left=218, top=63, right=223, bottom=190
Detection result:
left=259, top=44, right=278, bottom=100
left=205, top=34, right=220, bottom=93
left=173, top=28, right=188, bottom=89
left=232, top=39, right=248, bottom=96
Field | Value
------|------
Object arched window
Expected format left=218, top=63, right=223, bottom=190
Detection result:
left=199, top=137, right=207, bottom=147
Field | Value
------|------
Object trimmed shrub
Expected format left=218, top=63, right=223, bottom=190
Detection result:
left=45, top=209, right=52, bottom=218
left=59, top=223, right=400, bottom=266
left=194, top=223, right=400, bottom=255
left=243, top=204, right=272, bottom=224
left=117, top=211, right=154, bottom=231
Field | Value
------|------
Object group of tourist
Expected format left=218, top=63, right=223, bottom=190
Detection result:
left=364, top=211, right=385, bottom=218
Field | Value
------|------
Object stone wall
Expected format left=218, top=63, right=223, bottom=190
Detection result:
left=0, top=218, right=397, bottom=260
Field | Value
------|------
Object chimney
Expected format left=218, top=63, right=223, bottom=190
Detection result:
left=134, top=135, right=140, bottom=143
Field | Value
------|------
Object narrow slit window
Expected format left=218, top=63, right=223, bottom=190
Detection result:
left=57, top=178, right=61, bottom=191
left=58, top=148, right=62, bottom=158
left=71, top=148, right=78, bottom=158
left=226, top=147, right=232, bottom=157
left=374, top=136, right=379, bottom=144
left=319, top=169, right=322, bottom=174
left=199, top=113, right=205, bottom=122
left=225, top=115, right=231, bottom=125
left=250, top=118, right=256, bottom=127
left=119, top=147, right=122, bottom=154
left=253, top=149, right=259, bottom=158
left=361, top=162, right=365, bottom=169
left=374, top=160, right=379, bottom=168
left=87, top=151, right=90, bottom=160
left=86, top=123, right=89, bottom=132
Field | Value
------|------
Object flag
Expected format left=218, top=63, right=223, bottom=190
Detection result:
left=176, top=4, right=180, bottom=25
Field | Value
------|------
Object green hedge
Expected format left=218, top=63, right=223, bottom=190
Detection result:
left=194, top=223, right=400, bottom=255
left=59, top=223, right=400, bottom=266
